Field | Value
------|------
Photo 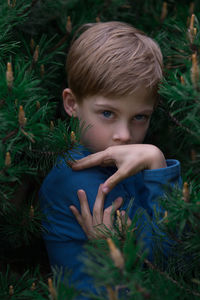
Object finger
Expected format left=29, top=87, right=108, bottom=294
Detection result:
left=121, top=210, right=132, bottom=227
left=102, top=197, right=123, bottom=228
left=69, top=205, right=89, bottom=234
left=92, top=184, right=106, bottom=226
left=112, top=196, right=123, bottom=210
left=70, top=151, right=105, bottom=170
left=103, top=197, right=123, bottom=215
left=77, top=189, right=92, bottom=224
left=102, top=169, right=127, bottom=194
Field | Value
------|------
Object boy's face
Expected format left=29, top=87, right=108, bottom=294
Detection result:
left=63, top=88, right=156, bottom=153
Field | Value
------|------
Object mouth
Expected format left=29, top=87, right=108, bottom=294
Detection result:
left=111, top=142, right=133, bottom=146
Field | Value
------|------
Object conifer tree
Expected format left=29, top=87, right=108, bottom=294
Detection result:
left=0, top=0, right=200, bottom=299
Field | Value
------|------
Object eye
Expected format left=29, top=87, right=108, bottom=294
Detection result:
left=102, top=110, right=113, bottom=118
left=134, top=114, right=149, bottom=121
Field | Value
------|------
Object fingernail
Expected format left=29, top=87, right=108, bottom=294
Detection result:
left=102, top=186, right=109, bottom=194
left=117, top=197, right=123, bottom=203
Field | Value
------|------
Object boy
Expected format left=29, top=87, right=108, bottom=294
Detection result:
left=39, top=21, right=181, bottom=299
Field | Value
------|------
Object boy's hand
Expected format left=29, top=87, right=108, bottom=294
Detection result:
left=69, top=185, right=125, bottom=239
left=71, top=144, right=167, bottom=193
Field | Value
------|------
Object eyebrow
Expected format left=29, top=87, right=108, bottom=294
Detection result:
left=94, top=103, right=118, bottom=110
left=134, top=109, right=154, bottom=114
left=94, top=104, right=154, bottom=114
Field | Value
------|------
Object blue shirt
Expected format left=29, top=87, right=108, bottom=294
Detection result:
left=39, top=145, right=181, bottom=299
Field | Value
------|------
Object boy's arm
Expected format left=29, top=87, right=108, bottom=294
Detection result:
left=71, top=155, right=181, bottom=263
left=139, top=159, right=182, bottom=260
left=71, top=144, right=167, bottom=193
left=139, top=158, right=182, bottom=216
left=39, top=156, right=129, bottom=298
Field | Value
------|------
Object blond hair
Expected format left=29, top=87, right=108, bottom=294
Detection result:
left=66, top=21, right=163, bottom=101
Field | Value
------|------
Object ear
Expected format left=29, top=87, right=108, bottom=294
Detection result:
left=63, top=88, right=78, bottom=117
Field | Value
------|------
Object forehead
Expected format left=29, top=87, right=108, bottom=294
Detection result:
left=84, top=88, right=156, bottom=113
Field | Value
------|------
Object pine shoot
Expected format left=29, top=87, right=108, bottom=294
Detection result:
left=191, top=52, right=199, bottom=88
left=182, top=182, right=190, bottom=203
left=160, top=2, right=168, bottom=21
left=66, top=16, right=72, bottom=33
left=5, top=152, right=11, bottom=167
left=6, top=62, right=14, bottom=89
left=107, top=238, right=124, bottom=270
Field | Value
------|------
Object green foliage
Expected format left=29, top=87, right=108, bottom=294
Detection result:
left=0, top=266, right=45, bottom=300
left=81, top=217, right=200, bottom=299
left=0, top=0, right=200, bottom=299
left=0, top=0, right=81, bottom=247
left=157, top=184, right=200, bottom=279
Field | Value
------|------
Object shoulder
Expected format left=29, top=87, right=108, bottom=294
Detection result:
left=41, top=145, right=92, bottom=187
left=53, top=146, right=112, bottom=188
left=39, top=145, right=114, bottom=207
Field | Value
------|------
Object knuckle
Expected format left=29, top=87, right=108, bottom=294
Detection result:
left=93, top=210, right=100, bottom=220
left=93, top=207, right=98, bottom=215
left=93, top=204, right=101, bottom=214
left=104, top=208, right=113, bottom=217
left=82, top=213, right=90, bottom=221
left=117, top=169, right=126, bottom=178
left=106, top=147, right=112, bottom=159
left=104, top=208, right=111, bottom=215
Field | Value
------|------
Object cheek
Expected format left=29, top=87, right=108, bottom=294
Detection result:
left=132, top=124, right=150, bottom=143
left=88, top=126, right=109, bottom=141
left=82, top=125, right=111, bottom=151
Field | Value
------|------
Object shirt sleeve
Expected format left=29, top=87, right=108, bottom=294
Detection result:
left=138, top=159, right=182, bottom=261
left=141, top=159, right=182, bottom=216
left=122, top=159, right=182, bottom=261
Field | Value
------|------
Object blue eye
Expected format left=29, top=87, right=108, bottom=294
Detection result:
left=102, top=111, right=112, bottom=118
left=134, top=114, right=147, bottom=121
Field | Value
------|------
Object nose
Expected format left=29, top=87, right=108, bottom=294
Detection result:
left=112, top=123, right=132, bottom=144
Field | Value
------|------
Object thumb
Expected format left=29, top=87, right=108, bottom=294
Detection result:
left=102, top=169, right=126, bottom=194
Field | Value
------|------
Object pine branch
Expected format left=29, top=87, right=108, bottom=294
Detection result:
left=160, top=100, right=198, bottom=137
left=19, top=0, right=40, bottom=16
left=167, top=110, right=195, bottom=136
left=143, top=258, right=200, bottom=298
left=2, top=129, right=18, bottom=144
left=49, top=34, right=69, bottom=53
